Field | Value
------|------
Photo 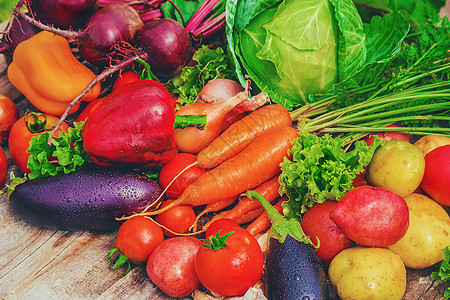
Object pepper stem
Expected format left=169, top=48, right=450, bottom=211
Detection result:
left=174, top=115, right=207, bottom=130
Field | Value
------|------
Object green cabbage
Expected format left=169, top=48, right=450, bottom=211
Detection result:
left=226, top=0, right=410, bottom=109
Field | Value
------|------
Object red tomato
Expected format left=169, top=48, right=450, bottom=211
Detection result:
left=195, top=227, right=264, bottom=297
left=364, top=123, right=410, bottom=146
left=112, top=70, right=141, bottom=91
left=0, top=95, right=19, bottom=143
left=300, top=200, right=355, bottom=264
left=114, top=216, right=164, bottom=265
left=205, top=218, right=241, bottom=239
left=76, top=98, right=102, bottom=123
left=8, top=112, right=70, bottom=173
left=0, top=146, right=7, bottom=185
left=158, top=153, right=206, bottom=199
left=420, top=145, right=450, bottom=206
left=155, top=200, right=196, bottom=237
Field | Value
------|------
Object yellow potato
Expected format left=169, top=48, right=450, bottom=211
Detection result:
left=366, top=140, right=425, bottom=197
left=328, top=247, right=406, bottom=300
left=413, top=134, right=450, bottom=157
left=387, top=193, right=450, bottom=269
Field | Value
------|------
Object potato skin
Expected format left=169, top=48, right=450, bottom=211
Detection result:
left=413, top=134, right=450, bottom=156
left=387, top=193, right=450, bottom=269
left=328, top=247, right=406, bottom=300
left=366, top=140, right=425, bottom=197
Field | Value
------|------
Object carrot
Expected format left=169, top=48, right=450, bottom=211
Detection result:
left=190, top=195, right=238, bottom=231
left=246, top=196, right=287, bottom=236
left=120, top=125, right=299, bottom=218
left=196, top=104, right=292, bottom=169
left=221, top=174, right=281, bottom=221
left=233, top=207, right=264, bottom=224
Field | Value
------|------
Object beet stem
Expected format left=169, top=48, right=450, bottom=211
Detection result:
left=0, top=0, right=27, bottom=38
left=48, top=54, right=145, bottom=145
left=186, top=0, right=222, bottom=33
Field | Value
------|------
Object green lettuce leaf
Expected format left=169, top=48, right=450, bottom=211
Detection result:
left=431, top=246, right=450, bottom=299
left=279, top=131, right=383, bottom=217
left=27, top=122, right=91, bottom=179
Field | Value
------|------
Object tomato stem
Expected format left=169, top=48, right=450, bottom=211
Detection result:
left=108, top=248, right=131, bottom=277
left=200, top=230, right=234, bottom=250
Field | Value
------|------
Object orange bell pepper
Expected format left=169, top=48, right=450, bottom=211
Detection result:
left=7, top=31, right=101, bottom=116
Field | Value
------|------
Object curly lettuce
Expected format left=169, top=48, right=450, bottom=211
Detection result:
left=279, top=131, right=383, bottom=217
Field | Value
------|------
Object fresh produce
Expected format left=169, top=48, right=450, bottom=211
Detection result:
left=420, top=145, right=450, bottom=206
left=246, top=197, right=286, bottom=237
left=330, top=185, right=409, bottom=247
left=247, top=191, right=328, bottom=299
left=146, top=236, right=201, bottom=298
left=111, top=70, right=141, bottom=92
left=387, top=193, right=450, bottom=269
left=192, top=196, right=238, bottom=231
left=108, top=216, right=164, bottom=275
left=204, top=218, right=241, bottom=239
left=366, top=140, right=425, bottom=197
left=197, top=78, right=244, bottom=104
left=0, top=14, right=40, bottom=54
left=363, top=123, right=410, bottom=146
left=414, top=134, right=450, bottom=156
left=8, top=112, right=70, bottom=174
left=30, top=0, right=98, bottom=29
left=226, top=0, right=409, bottom=109
left=8, top=167, right=163, bottom=231
left=195, top=227, right=264, bottom=297
left=0, top=94, right=19, bottom=143
left=300, top=200, right=355, bottom=265
left=136, top=18, right=193, bottom=78
left=431, top=246, right=450, bottom=299
left=82, top=80, right=204, bottom=168
left=75, top=98, right=102, bottom=123
left=279, top=131, right=383, bottom=215
left=128, top=125, right=299, bottom=217
left=155, top=199, right=196, bottom=237
left=174, top=90, right=248, bottom=154
left=328, top=247, right=406, bottom=300
left=158, top=153, right=206, bottom=199
left=7, top=31, right=101, bottom=115
left=196, top=104, right=292, bottom=169
left=0, top=146, right=7, bottom=185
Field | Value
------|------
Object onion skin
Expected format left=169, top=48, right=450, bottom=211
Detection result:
left=31, top=0, right=98, bottom=29
left=136, top=18, right=194, bottom=78
left=198, top=78, right=245, bottom=104
left=79, top=3, right=144, bottom=65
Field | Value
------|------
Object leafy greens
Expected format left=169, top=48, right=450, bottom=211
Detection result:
left=431, top=246, right=450, bottom=299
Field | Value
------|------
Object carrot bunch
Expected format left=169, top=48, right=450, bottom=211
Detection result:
left=118, top=104, right=297, bottom=235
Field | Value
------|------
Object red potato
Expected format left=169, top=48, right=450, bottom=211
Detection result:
left=420, top=145, right=450, bottom=206
left=330, top=185, right=409, bottom=247
left=363, top=123, right=410, bottom=146
left=301, top=200, right=355, bottom=265
left=146, top=237, right=201, bottom=298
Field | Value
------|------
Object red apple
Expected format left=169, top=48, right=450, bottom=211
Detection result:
left=330, top=186, right=409, bottom=247
left=301, top=200, right=355, bottom=265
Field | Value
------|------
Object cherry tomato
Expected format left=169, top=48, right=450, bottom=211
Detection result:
left=421, top=144, right=450, bottom=206
left=205, top=218, right=241, bottom=239
left=158, top=153, right=206, bottom=199
left=364, top=123, right=410, bottom=146
left=155, top=199, right=196, bottom=237
left=76, top=98, right=102, bottom=123
left=300, top=200, right=355, bottom=265
left=0, top=146, right=7, bottom=185
left=8, top=112, right=70, bottom=173
left=195, top=227, right=264, bottom=296
left=0, top=95, right=19, bottom=143
left=113, top=216, right=164, bottom=265
left=112, top=70, right=141, bottom=91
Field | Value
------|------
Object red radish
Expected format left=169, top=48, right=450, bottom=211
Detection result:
left=330, top=185, right=409, bottom=247
left=174, top=90, right=248, bottom=154
left=364, top=123, right=410, bottom=146
left=31, top=0, right=98, bottom=29
left=301, top=200, right=355, bottom=265
left=420, top=145, right=450, bottom=206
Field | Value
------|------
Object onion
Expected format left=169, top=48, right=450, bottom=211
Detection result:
left=198, top=78, right=245, bottom=103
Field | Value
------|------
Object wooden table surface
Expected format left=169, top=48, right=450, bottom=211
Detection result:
left=0, top=19, right=448, bottom=300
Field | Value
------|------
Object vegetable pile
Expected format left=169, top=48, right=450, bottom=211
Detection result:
left=0, top=0, right=450, bottom=299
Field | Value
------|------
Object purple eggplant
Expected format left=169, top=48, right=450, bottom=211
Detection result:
left=8, top=168, right=162, bottom=231
left=246, top=191, right=329, bottom=300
